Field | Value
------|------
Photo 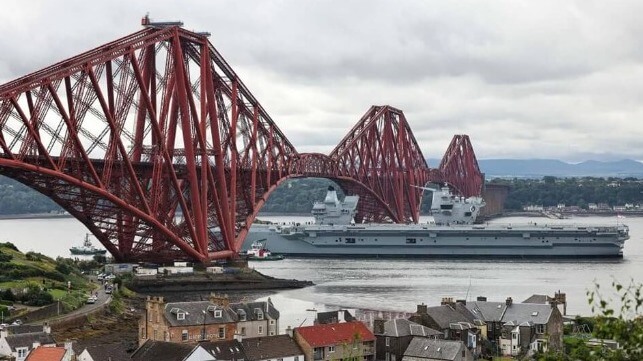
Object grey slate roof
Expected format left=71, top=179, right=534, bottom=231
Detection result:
left=523, top=294, right=549, bottom=304
left=501, top=303, right=553, bottom=325
left=241, top=335, right=303, bottom=360
left=230, top=299, right=279, bottom=321
left=424, top=305, right=472, bottom=330
left=3, top=325, right=43, bottom=335
left=316, top=310, right=355, bottom=325
left=4, top=332, right=56, bottom=351
left=130, top=339, right=194, bottom=361
left=381, top=319, right=442, bottom=338
left=197, top=340, right=246, bottom=361
left=465, top=301, right=507, bottom=322
left=164, top=301, right=237, bottom=327
left=403, top=337, right=465, bottom=361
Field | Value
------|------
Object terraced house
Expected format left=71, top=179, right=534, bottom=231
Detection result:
left=139, top=294, right=282, bottom=345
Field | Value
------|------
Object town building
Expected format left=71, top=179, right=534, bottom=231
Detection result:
left=466, top=297, right=563, bottom=356
left=373, top=318, right=442, bottom=361
left=0, top=324, right=56, bottom=361
left=402, top=338, right=473, bottom=361
left=294, top=321, right=376, bottom=361
left=130, top=340, right=195, bottom=361
left=315, top=310, right=355, bottom=325
left=24, top=344, right=73, bottom=361
left=230, top=299, right=279, bottom=338
left=241, top=334, right=304, bottom=361
left=138, top=295, right=238, bottom=345
left=185, top=340, right=246, bottom=361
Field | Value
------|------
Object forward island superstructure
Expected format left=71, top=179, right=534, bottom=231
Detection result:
left=243, top=187, right=629, bottom=258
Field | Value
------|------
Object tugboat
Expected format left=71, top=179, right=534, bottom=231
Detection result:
left=70, top=234, right=107, bottom=255
left=241, top=240, right=284, bottom=261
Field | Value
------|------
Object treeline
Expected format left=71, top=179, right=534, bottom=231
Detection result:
left=492, top=176, right=643, bottom=210
left=0, top=176, right=61, bottom=215
left=2, top=174, right=642, bottom=215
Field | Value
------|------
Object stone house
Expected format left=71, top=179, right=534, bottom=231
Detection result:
left=373, top=318, right=442, bottom=361
left=231, top=298, right=279, bottom=338
left=466, top=297, right=563, bottom=356
left=408, top=302, right=480, bottom=355
left=294, top=321, right=375, bottom=361
left=139, top=295, right=237, bottom=345
left=402, top=338, right=473, bottom=361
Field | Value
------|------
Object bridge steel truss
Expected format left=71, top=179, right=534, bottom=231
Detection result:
left=0, top=25, right=483, bottom=263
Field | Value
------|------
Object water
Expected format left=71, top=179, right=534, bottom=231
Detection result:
left=0, top=215, right=641, bottom=331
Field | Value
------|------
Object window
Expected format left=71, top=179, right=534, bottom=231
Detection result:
left=214, top=310, right=223, bottom=318
left=219, top=327, right=225, bottom=338
left=345, top=237, right=356, bottom=243
left=153, top=329, right=158, bottom=340
left=313, top=348, right=323, bottom=360
left=386, top=352, right=390, bottom=361
left=241, top=327, right=246, bottom=336
left=406, top=238, right=417, bottom=244
left=270, top=320, right=275, bottom=325
left=177, top=312, right=185, bottom=320
left=259, top=325, right=264, bottom=334
left=270, top=331, right=275, bottom=336
left=294, top=357, right=299, bottom=361
left=17, top=348, right=27, bottom=358
left=255, top=308, right=264, bottom=320
left=238, top=309, right=247, bottom=321
left=386, top=337, right=390, bottom=346
left=328, top=346, right=335, bottom=353
left=391, top=354, right=396, bottom=361
left=182, top=330, right=188, bottom=341
left=536, top=324, right=546, bottom=334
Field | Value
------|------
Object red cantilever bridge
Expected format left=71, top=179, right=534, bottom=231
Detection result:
left=0, top=25, right=483, bottom=263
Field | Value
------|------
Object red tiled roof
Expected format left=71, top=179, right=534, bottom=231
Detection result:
left=25, top=346, right=66, bottom=361
left=296, top=321, right=375, bottom=347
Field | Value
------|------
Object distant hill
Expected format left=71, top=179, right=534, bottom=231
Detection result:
left=427, top=158, right=643, bottom=178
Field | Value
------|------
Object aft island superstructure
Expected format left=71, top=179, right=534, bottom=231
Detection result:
left=243, top=187, right=629, bottom=258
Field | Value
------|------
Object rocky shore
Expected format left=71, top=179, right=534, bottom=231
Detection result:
left=128, top=268, right=313, bottom=293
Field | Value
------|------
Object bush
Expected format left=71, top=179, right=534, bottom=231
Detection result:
left=1, top=289, right=15, bottom=302
left=0, top=242, right=19, bottom=252
left=0, top=251, right=12, bottom=263
left=19, top=284, right=54, bottom=306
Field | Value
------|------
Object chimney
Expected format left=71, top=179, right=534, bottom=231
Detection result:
left=456, top=299, right=466, bottom=306
left=441, top=297, right=455, bottom=307
left=505, top=297, right=513, bottom=306
left=64, top=341, right=73, bottom=350
left=373, top=319, right=386, bottom=335
left=554, top=291, right=567, bottom=315
left=286, top=326, right=294, bottom=337
left=476, top=296, right=487, bottom=302
left=209, top=293, right=230, bottom=307
left=417, top=303, right=428, bottom=314
left=338, top=311, right=345, bottom=323
left=265, top=297, right=271, bottom=313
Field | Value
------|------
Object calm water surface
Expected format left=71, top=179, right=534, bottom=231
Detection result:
left=0, top=215, right=641, bottom=330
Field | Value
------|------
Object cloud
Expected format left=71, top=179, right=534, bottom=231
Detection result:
left=1, top=0, right=642, bottom=162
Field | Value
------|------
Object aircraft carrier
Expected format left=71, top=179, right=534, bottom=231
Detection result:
left=243, top=187, right=629, bottom=258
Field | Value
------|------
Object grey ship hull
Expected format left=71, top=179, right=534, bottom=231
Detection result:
left=243, top=223, right=628, bottom=258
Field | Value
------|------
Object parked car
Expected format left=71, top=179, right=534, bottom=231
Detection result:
left=86, top=296, right=97, bottom=304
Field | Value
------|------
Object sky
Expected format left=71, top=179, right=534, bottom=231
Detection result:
left=1, top=0, right=642, bottom=163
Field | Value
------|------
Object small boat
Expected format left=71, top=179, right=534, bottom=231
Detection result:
left=70, top=234, right=107, bottom=255
left=241, top=239, right=284, bottom=261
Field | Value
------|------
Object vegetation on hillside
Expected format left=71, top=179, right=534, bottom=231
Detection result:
left=2, top=174, right=643, bottom=215
left=0, top=242, right=95, bottom=316
left=491, top=177, right=643, bottom=210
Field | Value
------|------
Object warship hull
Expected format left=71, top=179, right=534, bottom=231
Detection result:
left=243, top=223, right=628, bottom=258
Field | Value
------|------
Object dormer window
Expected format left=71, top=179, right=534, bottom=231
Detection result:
left=254, top=308, right=264, bottom=320
left=238, top=309, right=247, bottom=321
left=170, top=307, right=187, bottom=321
left=177, top=312, right=185, bottom=320
left=214, top=310, right=223, bottom=318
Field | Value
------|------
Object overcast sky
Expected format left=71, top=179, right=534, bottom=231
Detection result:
left=1, top=0, right=642, bottom=163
